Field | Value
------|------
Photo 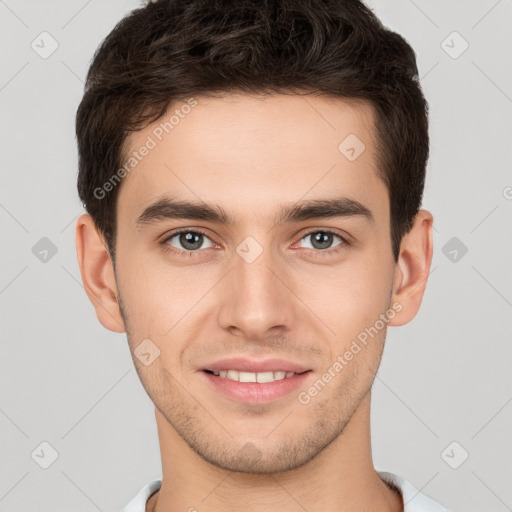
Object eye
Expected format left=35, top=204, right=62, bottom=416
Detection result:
left=297, top=230, right=347, bottom=252
left=162, top=229, right=214, bottom=253
left=160, top=228, right=349, bottom=258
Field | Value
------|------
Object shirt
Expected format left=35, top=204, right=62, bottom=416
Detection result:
left=121, top=471, right=450, bottom=511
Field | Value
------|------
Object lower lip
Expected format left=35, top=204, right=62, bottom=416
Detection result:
left=201, top=370, right=312, bottom=404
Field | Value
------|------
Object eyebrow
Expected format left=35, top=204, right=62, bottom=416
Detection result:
left=135, top=196, right=374, bottom=228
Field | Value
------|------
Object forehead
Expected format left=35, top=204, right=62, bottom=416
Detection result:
left=118, top=93, right=388, bottom=226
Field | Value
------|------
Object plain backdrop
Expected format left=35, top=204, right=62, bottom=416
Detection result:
left=1, top=1, right=511, bottom=511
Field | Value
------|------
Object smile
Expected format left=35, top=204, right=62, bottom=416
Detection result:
left=204, top=369, right=301, bottom=383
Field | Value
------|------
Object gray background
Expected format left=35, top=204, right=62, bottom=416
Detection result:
left=1, top=0, right=511, bottom=510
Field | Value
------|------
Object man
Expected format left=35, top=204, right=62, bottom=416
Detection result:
left=74, top=0, right=449, bottom=510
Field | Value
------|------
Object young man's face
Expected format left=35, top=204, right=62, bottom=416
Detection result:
left=77, top=93, right=432, bottom=473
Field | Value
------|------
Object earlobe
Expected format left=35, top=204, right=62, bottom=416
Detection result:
left=75, top=213, right=125, bottom=333
left=388, top=209, right=434, bottom=327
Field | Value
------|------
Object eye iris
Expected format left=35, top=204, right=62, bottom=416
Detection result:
left=311, top=232, right=333, bottom=250
left=174, top=232, right=338, bottom=251
left=180, top=232, right=203, bottom=250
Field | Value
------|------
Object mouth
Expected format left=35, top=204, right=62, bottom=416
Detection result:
left=201, top=368, right=313, bottom=404
left=203, top=369, right=309, bottom=383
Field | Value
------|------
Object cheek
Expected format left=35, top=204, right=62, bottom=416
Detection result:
left=296, top=262, right=393, bottom=380
left=115, top=250, right=169, bottom=334
left=115, top=251, right=219, bottom=348
left=296, top=257, right=393, bottom=329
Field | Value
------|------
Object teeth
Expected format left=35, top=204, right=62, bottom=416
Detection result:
left=210, top=370, right=298, bottom=383
left=227, top=370, right=239, bottom=381
left=257, top=371, right=276, bottom=383
left=239, top=371, right=256, bottom=383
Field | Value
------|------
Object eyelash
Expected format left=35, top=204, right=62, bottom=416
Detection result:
left=160, top=228, right=350, bottom=258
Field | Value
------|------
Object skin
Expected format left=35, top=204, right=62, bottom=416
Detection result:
left=76, top=93, right=433, bottom=512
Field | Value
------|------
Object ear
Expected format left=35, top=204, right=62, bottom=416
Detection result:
left=388, top=209, right=434, bottom=326
left=75, top=213, right=125, bottom=333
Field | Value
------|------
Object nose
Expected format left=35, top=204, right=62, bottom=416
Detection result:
left=216, top=242, right=297, bottom=341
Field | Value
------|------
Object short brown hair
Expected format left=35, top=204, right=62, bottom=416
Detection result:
left=76, top=0, right=429, bottom=262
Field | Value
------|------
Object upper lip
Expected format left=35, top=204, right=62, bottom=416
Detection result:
left=202, top=358, right=311, bottom=374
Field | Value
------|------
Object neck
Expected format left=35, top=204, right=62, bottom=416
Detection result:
left=148, top=392, right=402, bottom=512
